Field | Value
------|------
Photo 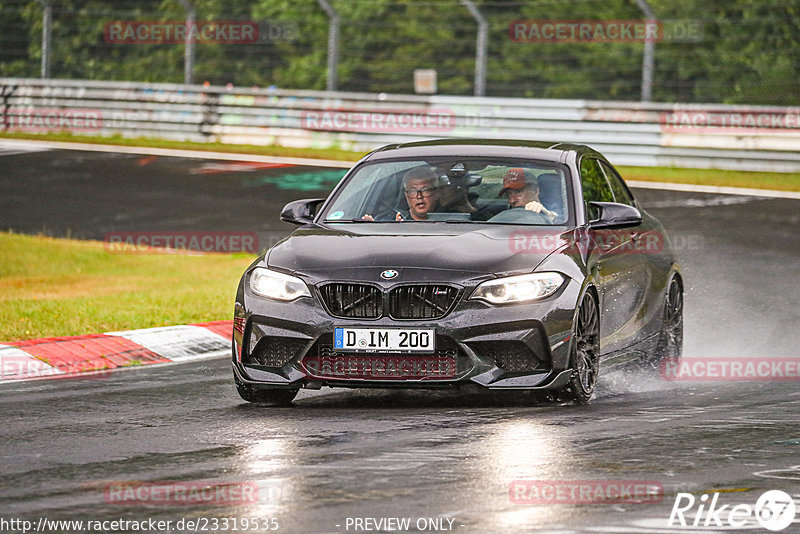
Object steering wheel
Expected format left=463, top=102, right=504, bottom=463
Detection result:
left=487, top=207, right=550, bottom=224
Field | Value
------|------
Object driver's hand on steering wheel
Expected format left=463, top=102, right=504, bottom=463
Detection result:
left=524, top=201, right=557, bottom=220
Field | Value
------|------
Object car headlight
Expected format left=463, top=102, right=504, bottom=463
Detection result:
left=470, top=272, right=565, bottom=305
left=249, top=267, right=311, bottom=301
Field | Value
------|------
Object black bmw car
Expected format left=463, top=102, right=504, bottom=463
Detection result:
left=232, top=139, right=683, bottom=404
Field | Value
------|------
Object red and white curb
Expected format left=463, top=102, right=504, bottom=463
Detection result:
left=0, top=321, right=232, bottom=382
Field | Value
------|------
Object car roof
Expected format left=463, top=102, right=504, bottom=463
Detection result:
left=361, top=138, right=604, bottom=163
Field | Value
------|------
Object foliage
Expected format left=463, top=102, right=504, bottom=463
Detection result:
left=0, top=0, right=798, bottom=104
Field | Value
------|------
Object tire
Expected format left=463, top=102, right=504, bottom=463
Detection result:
left=652, top=276, right=684, bottom=370
left=565, top=292, right=601, bottom=404
left=234, top=370, right=298, bottom=405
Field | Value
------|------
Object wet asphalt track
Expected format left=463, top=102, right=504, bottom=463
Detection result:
left=1, top=147, right=800, bottom=533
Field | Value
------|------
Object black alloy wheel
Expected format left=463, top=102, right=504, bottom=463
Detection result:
left=566, top=292, right=600, bottom=404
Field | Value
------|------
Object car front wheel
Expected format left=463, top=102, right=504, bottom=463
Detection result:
left=565, top=292, right=600, bottom=404
left=652, top=276, right=684, bottom=369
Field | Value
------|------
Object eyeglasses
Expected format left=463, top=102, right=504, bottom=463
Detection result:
left=405, top=187, right=436, bottom=198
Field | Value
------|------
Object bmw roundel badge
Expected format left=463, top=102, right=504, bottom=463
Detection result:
left=380, top=269, right=399, bottom=280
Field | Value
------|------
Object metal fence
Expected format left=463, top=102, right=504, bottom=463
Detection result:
left=1, top=1, right=799, bottom=106
left=2, top=77, right=800, bottom=172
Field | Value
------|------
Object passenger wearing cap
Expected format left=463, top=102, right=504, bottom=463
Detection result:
left=499, top=168, right=558, bottom=222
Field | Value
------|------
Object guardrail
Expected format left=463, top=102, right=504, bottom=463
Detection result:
left=2, top=78, right=799, bottom=172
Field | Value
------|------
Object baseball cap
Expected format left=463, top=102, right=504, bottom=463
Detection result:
left=499, top=168, right=534, bottom=196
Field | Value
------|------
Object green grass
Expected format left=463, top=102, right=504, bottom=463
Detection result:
left=0, top=232, right=256, bottom=342
left=618, top=166, right=800, bottom=192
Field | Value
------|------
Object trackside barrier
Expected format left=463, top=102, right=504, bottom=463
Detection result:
left=1, top=78, right=799, bottom=172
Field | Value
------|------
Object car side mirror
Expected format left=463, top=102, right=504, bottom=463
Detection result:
left=588, top=201, right=642, bottom=229
left=280, top=198, right=326, bottom=225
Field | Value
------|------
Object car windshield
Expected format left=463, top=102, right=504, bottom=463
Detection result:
left=320, top=158, right=572, bottom=225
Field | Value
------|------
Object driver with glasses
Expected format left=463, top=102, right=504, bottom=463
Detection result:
left=363, top=166, right=440, bottom=221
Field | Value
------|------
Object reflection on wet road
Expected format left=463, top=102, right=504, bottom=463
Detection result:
left=2, top=361, right=799, bottom=533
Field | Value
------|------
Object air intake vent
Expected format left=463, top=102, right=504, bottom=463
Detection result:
left=469, top=340, right=542, bottom=373
left=318, top=283, right=459, bottom=320
left=248, top=336, right=307, bottom=367
left=388, top=285, right=459, bottom=319
left=319, top=283, right=383, bottom=318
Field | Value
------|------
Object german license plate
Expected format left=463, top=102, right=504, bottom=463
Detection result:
left=334, top=327, right=435, bottom=353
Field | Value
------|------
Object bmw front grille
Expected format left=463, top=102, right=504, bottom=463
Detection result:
left=318, top=283, right=460, bottom=320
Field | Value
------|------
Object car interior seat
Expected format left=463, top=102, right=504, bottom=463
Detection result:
left=537, top=172, right=564, bottom=216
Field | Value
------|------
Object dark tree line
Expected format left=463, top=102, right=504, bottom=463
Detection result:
left=1, top=0, right=798, bottom=105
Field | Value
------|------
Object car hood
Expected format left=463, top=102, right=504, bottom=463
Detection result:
left=266, top=224, right=573, bottom=282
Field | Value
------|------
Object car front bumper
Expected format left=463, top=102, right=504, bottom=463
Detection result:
left=233, top=279, right=581, bottom=392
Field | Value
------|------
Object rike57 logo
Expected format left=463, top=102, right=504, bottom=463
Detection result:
left=668, top=490, right=796, bottom=531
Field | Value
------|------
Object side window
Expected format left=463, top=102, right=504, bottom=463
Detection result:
left=599, top=161, right=634, bottom=206
left=580, top=157, right=614, bottom=221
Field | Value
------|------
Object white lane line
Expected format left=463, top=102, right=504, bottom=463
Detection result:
left=0, top=139, right=354, bottom=168
left=105, top=325, right=229, bottom=362
left=0, top=345, right=62, bottom=380
left=627, top=180, right=800, bottom=200
left=0, top=145, right=49, bottom=156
